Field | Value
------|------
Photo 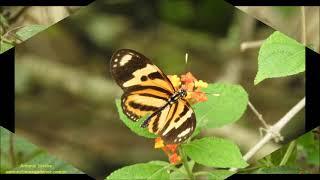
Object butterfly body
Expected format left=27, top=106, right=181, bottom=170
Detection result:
left=110, top=49, right=196, bottom=144
left=140, top=89, right=188, bottom=128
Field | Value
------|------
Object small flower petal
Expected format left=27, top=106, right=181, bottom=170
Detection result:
left=169, top=153, right=181, bottom=164
left=154, top=137, right=165, bottom=149
left=166, top=144, right=178, bottom=153
left=168, top=75, right=181, bottom=88
left=195, top=80, right=208, bottom=89
left=181, top=72, right=197, bottom=83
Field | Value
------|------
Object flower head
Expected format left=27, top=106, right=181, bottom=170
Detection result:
left=154, top=137, right=165, bottom=149
left=154, top=137, right=181, bottom=164
left=169, top=153, right=181, bottom=165
left=167, top=72, right=208, bottom=105
left=181, top=72, right=197, bottom=83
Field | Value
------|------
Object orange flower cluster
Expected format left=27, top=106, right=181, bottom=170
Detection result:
left=154, top=137, right=181, bottom=164
left=168, top=72, right=208, bottom=104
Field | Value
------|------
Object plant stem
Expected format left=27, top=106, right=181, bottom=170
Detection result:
left=279, top=140, right=297, bottom=166
left=248, top=100, right=269, bottom=128
left=240, top=40, right=264, bottom=52
left=230, top=97, right=305, bottom=172
left=179, top=146, right=194, bottom=180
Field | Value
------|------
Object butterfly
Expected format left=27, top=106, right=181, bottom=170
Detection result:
left=110, top=49, right=196, bottom=144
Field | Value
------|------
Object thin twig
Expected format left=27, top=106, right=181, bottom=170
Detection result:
left=230, top=97, right=305, bottom=172
left=3, top=25, right=28, bottom=38
left=240, top=40, right=264, bottom=52
left=248, top=100, right=269, bottom=128
left=301, top=6, right=307, bottom=46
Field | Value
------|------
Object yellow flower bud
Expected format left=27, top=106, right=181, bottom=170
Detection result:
left=195, top=80, right=208, bottom=88
left=168, top=75, right=181, bottom=88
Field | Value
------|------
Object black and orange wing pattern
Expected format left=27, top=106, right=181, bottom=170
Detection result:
left=148, top=100, right=196, bottom=144
left=110, top=49, right=196, bottom=143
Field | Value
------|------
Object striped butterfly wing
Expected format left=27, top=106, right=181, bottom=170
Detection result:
left=148, top=99, right=196, bottom=144
left=110, top=49, right=196, bottom=144
left=110, top=49, right=176, bottom=121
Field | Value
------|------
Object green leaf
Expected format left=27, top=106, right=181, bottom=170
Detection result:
left=253, top=166, right=301, bottom=174
left=106, top=161, right=170, bottom=180
left=115, top=99, right=157, bottom=138
left=255, top=31, right=305, bottom=85
left=0, top=41, right=14, bottom=54
left=207, top=170, right=235, bottom=180
left=182, top=137, right=248, bottom=168
left=170, top=160, right=195, bottom=179
left=193, top=83, right=248, bottom=134
left=0, top=127, right=83, bottom=174
left=16, top=25, right=47, bottom=41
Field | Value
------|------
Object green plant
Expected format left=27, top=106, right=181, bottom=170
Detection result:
left=0, top=127, right=83, bottom=174
left=236, top=31, right=309, bottom=174
left=0, top=14, right=47, bottom=54
left=106, top=30, right=308, bottom=179
left=108, top=82, right=249, bottom=179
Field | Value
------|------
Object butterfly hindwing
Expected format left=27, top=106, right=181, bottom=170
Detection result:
left=121, top=90, right=168, bottom=121
left=148, top=100, right=196, bottom=144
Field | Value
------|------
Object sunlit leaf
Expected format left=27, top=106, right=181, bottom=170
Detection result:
left=207, top=170, right=235, bottom=180
left=255, top=31, right=305, bottom=85
left=182, top=137, right=248, bottom=168
left=16, top=25, right=47, bottom=41
left=106, top=161, right=170, bottom=180
left=193, top=83, right=248, bottom=135
left=0, top=41, right=14, bottom=54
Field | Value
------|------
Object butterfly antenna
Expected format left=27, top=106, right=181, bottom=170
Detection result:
left=185, top=53, right=188, bottom=65
left=184, top=52, right=191, bottom=73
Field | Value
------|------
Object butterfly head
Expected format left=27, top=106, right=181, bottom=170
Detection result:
left=178, top=89, right=187, bottom=98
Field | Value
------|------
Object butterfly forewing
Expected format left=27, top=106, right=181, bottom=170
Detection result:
left=111, top=49, right=175, bottom=121
left=110, top=49, right=175, bottom=92
left=110, top=49, right=196, bottom=143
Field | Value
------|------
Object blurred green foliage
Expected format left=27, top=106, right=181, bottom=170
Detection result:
left=297, top=130, right=320, bottom=166
left=247, top=130, right=320, bottom=174
left=0, top=127, right=83, bottom=174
